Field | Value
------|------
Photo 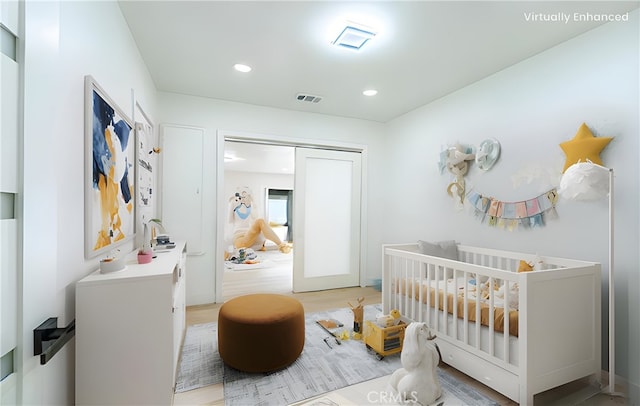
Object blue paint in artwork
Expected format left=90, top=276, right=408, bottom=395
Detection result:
left=115, top=122, right=132, bottom=204
left=91, top=89, right=132, bottom=204
left=92, top=90, right=114, bottom=189
left=113, top=120, right=130, bottom=151
left=120, top=163, right=132, bottom=203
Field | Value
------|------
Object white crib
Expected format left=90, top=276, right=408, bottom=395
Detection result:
left=382, top=243, right=602, bottom=405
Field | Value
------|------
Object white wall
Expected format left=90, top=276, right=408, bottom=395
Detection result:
left=21, top=1, right=157, bottom=404
left=383, top=12, right=639, bottom=400
left=157, top=94, right=386, bottom=305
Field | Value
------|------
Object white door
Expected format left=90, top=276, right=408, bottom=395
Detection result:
left=161, top=125, right=204, bottom=255
left=293, top=148, right=361, bottom=292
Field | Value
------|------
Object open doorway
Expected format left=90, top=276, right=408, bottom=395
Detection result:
left=216, top=133, right=367, bottom=303
left=222, top=141, right=295, bottom=300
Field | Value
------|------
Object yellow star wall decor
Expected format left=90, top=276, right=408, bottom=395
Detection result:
left=559, top=123, right=613, bottom=172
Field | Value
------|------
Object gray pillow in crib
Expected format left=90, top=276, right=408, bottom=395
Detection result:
left=417, top=240, right=459, bottom=260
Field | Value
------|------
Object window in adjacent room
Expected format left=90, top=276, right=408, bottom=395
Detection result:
left=267, top=189, right=293, bottom=243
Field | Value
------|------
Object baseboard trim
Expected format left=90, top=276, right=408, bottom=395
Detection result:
left=628, top=380, right=639, bottom=405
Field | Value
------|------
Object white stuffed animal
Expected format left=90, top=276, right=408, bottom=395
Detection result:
left=389, top=322, right=442, bottom=405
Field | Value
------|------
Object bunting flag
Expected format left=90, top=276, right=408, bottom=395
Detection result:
left=466, top=188, right=558, bottom=231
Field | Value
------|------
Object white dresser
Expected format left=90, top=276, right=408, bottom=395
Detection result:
left=76, top=241, right=187, bottom=405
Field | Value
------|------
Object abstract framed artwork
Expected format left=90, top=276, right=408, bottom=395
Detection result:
left=84, top=75, right=135, bottom=258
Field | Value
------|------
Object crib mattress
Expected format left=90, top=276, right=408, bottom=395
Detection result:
left=396, top=278, right=519, bottom=336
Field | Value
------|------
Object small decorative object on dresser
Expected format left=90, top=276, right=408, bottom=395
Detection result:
left=136, top=250, right=152, bottom=264
left=99, top=256, right=125, bottom=273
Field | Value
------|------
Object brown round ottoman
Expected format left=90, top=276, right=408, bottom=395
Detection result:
left=218, top=294, right=305, bottom=372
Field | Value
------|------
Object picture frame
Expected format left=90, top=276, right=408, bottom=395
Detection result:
left=84, top=75, right=135, bottom=258
left=136, top=121, right=154, bottom=208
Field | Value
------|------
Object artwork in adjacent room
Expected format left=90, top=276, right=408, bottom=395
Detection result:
left=225, top=186, right=292, bottom=260
left=84, top=75, right=135, bottom=258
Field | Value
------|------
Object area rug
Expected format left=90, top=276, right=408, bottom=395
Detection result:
left=224, top=259, right=276, bottom=271
left=224, top=248, right=292, bottom=271
left=174, top=321, right=223, bottom=392
left=175, top=305, right=499, bottom=405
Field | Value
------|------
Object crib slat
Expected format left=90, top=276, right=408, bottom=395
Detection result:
left=435, top=266, right=441, bottom=332
left=504, top=279, right=510, bottom=364
left=443, top=266, right=449, bottom=336
left=403, top=257, right=409, bottom=320
left=396, top=255, right=401, bottom=313
left=410, top=258, right=415, bottom=320
left=488, top=277, right=495, bottom=357
left=463, top=271, right=469, bottom=345
left=475, top=272, right=481, bottom=350
left=417, top=262, right=423, bottom=322
left=415, top=260, right=420, bottom=321
left=452, top=270, right=458, bottom=341
left=426, top=264, right=432, bottom=327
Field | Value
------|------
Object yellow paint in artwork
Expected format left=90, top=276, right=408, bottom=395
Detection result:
left=94, top=229, right=111, bottom=250
left=127, top=184, right=134, bottom=213
left=93, top=126, right=128, bottom=250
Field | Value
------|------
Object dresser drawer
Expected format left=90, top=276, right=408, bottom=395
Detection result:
left=437, top=339, right=519, bottom=402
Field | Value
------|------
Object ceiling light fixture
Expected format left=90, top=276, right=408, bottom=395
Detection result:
left=332, top=23, right=376, bottom=50
left=363, top=89, right=378, bottom=97
left=233, top=63, right=252, bottom=73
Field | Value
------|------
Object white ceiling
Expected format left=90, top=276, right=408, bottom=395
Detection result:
left=119, top=1, right=638, bottom=174
left=224, top=141, right=295, bottom=175
left=119, top=1, right=638, bottom=124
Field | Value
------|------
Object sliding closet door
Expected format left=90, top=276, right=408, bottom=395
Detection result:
left=293, top=148, right=361, bottom=292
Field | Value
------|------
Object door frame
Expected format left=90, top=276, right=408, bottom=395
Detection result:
left=215, top=130, right=368, bottom=302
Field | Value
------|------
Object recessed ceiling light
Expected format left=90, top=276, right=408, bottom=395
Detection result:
left=363, top=89, right=378, bottom=97
left=332, top=24, right=376, bottom=50
left=233, top=63, right=252, bottom=73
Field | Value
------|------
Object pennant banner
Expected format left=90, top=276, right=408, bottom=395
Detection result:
left=465, top=188, right=558, bottom=231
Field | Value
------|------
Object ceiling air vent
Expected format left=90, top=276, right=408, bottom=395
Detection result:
left=296, top=93, right=322, bottom=104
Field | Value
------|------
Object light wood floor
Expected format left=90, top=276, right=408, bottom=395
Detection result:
left=174, top=252, right=627, bottom=406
